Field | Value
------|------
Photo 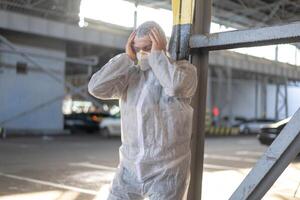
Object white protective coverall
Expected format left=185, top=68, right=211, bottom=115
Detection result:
left=88, top=49, right=197, bottom=200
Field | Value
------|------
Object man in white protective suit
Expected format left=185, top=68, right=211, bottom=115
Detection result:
left=88, top=21, right=197, bottom=200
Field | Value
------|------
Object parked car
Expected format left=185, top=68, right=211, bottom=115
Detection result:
left=235, top=118, right=277, bottom=135
left=64, top=112, right=102, bottom=133
left=99, top=113, right=121, bottom=137
left=258, top=117, right=291, bottom=145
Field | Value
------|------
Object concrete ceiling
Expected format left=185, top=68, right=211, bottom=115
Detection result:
left=0, top=0, right=299, bottom=47
left=125, top=0, right=300, bottom=28
left=0, top=0, right=81, bottom=23
left=1, top=0, right=299, bottom=29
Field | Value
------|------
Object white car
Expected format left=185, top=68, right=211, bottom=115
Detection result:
left=99, top=117, right=121, bottom=137
left=238, top=119, right=276, bottom=135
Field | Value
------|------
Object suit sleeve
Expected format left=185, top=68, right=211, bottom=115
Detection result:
left=148, top=50, right=198, bottom=98
left=88, top=53, right=135, bottom=100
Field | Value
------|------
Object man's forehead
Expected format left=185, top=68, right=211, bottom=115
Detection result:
left=133, top=36, right=151, bottom=46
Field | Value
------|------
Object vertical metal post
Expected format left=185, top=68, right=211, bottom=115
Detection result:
left=255, top=75, right=259, bottom=118
left=295, top=46, right=298, bottom=65
left=296, top=47, right=299, bottom=66
left=285, top=81, right=288, bottom=117
left=275, top=45, right=279, bottom=61
left=207, top=67, right=212, bottom=114
left=87, top=65, right=93, bottom=82
left=188, top=0, right=212, bottom=199
left=227, top=67, right=233, bottom=126
left=216, top=68, right=224, bottom=125
left=261, top=77, right=268, bottom=118
left=275, top=80, right=289, bottom=119
left=275, top=82, right=279, bottom=119
left=134, top=0, right=138, bottom=29
left=230, top=108, right=300, bottom=200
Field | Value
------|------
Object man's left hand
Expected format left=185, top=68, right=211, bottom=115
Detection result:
left=149, top=27, right=167, bottom=53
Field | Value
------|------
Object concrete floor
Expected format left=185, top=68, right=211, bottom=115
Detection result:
left=0, top=135, right=299, bottom=200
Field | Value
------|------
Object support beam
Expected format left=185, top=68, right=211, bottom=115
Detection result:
left=168, top=0, right=195, bottom=60
left=255, top=75, right=259, bottom=118
left=143, top=0, right=170, bottom=8
left=0, top=10, right=129, bottom=49
left=261, top=77, right=268, bottom=118
left=229, top=108, right=300, bottom=200
left=188, top=0, right=211, bottom=199
left=0, top=48, right=97, bottom=66
left=226, top=67, right=233, bottom=126
left=30, top=0, right=47, bottom=7
left=209, top=50, right=300, bottom=81
left=275, top=81, right=289, bottom=120
left=190, top=22, right=300, bottom=50
left=215, top=68, right=225, bottom=122
left=259, top=0, right=286, bottom=25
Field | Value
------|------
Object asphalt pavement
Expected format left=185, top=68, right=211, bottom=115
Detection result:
left=0, top=135, right=299, bottom=200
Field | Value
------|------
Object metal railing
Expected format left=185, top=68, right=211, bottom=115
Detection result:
left=186, top=0, right=300, bottom=199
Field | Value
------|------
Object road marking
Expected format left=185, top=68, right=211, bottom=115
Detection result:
left=68, top=162, right=117, bottom=171
left=235, top=150, right=263, bottom=156
left=0, top=172, right=98, bottom=195
left=70, top=160, right=249, bottom=172
left=204, top=154, right=257, bottom=163
left=204, top=164, right=239, bottom=170
left=0, top=142, right=38, bottom=148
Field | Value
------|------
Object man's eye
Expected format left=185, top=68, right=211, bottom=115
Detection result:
left=144, top=47, right=151, bottom=51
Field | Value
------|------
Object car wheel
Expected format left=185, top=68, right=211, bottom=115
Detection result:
left=101, top=127, right=110, bottom=138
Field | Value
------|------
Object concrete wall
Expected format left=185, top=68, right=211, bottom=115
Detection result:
left=0, top=33, right=65, bottom=133
left=209, top=78, right=300, bottom=121
left=288, top=86, right=300, bottom=115
left=266, top=84, right=300, bottom=119
left=230, top=80, right=258, bottom=118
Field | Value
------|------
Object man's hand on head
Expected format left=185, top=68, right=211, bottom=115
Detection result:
left=149, top=27, right=167, bottom=53
left=126, top=31, right=137, bottom=61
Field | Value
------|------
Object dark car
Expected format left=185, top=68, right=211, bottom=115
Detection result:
left=64, top=112, right=104, bottom=133
left=257, top=117, right=291, bottom=145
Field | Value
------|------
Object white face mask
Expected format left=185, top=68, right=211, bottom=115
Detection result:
left=137, top=51, right=150, bottom=60
left=136, top=51, right=151, bottom=71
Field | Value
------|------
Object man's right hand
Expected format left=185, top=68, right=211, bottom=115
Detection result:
left=125, top=31, right=136, bottom=61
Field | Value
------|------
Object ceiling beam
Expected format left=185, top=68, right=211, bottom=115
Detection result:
left=190, top=22, right=300, bottom=50
left=30, top=0, right=47, bottom=7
